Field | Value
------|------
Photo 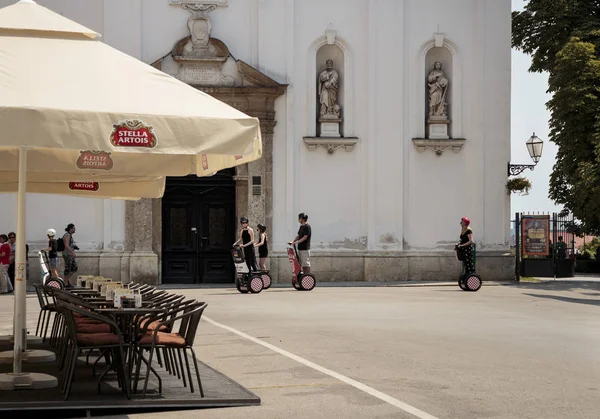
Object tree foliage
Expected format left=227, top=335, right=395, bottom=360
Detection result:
left=512, top=0, right=600, bottom=233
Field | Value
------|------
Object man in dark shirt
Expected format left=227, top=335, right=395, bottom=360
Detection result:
left=290, top=212, right=312, bottom=273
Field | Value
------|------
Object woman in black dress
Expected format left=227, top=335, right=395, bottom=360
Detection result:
left=254, top=223, right=268, bottom=271
left=457, top=217, right=475, bottom=274
left=233, top=217, right=257, bottom=271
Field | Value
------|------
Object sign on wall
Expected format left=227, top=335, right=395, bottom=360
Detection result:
left=522, top=215, right=550, bottom=256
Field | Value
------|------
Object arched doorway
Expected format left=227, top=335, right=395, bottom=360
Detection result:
left=161, top=169, right=236, bottom=284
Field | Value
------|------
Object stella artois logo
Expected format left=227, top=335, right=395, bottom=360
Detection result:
left=201, top=154, right=209, bottom=170
left=76, top=150, right=113, bottom=170
left=69, top=182, right=100, bottom=192
left=110, top=119, right=157, bottom=148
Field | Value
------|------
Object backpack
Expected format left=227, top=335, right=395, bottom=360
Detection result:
left=57, top=233, right=66, bottom=252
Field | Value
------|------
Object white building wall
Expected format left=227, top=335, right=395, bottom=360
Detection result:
left=0, top=0, right=513, bottom=280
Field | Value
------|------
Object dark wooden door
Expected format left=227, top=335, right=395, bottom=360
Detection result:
left=162, top=171, right=235, bottom=284
left=162, top=197, right=198, bottom=284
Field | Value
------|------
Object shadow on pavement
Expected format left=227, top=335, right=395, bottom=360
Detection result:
left=524, top=293, right=600, bottom=307
left=504, top=281, right=600, bottom=292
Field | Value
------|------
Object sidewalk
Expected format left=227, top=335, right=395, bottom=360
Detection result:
left=159, top=280, right=512, bottom=289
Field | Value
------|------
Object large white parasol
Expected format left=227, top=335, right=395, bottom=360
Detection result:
left=0, top=178, right=166, bottom=199
left=0, top=0, right=262, bottom=390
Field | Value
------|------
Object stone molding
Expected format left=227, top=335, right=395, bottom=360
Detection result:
left=169, top=0, right=228, bottom=5
left=303, top=137, right=358, bottom=154
left=411, top=138, right=466, bottom=155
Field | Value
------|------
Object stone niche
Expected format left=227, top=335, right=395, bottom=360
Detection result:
left=304, top=27, right=358, bottom=154
left=425, top=47, right=452, bottom=139
left=316, top=45, right=344, bottom=137
left=412, top=34, right=465, bottom=156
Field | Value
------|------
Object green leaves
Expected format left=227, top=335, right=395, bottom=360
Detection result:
left=506, top=177, right=532, bottom=195
left=513, top=1, right=600, bottom=233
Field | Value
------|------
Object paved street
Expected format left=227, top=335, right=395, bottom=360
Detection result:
left=2, top=280, right=599, bottom=419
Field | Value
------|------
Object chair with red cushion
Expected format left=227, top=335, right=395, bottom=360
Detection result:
left=136, top=296, right=193, bottom=375
left=134, top=301, right=208, bottom=398
left=47, top=288, right=111, bottom=369
left=55, top=300, right=130, bottom=400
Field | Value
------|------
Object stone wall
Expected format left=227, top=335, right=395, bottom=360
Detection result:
left=26, top=250, right=513, bottom=291
left=267, top=251, right=514, bottom=284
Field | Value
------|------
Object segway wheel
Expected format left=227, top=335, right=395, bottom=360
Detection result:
left=45, top=277, right=65, bottom=290
left=465, top=273, right=482, bottom=292
left=298, top=273, right=316, bottom=291
left=249, top=274, right=264, bottom=294
left=236, top=276, right=249, bottom=294
left=261, top=273, right=272, bottom=290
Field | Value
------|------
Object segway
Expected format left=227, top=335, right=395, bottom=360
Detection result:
left=39, top=251, right=65, bottom=289
left=232, top=246, right=264, bottom=294
left=248, top=247, right=272, bottom=290
left=455, top=244, right=482, bottom=292
left=287, top=244, right=316, bottom=291
left=260, top=270, right=272, bottom=289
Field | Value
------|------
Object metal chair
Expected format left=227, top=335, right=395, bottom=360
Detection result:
left=134, top=301, right=208, bottom=397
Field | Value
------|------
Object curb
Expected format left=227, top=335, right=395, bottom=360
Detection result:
left=158, top=281, right=517, bottom=290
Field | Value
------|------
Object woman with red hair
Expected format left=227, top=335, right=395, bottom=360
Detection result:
left=457, top=217, right=475, bottom=274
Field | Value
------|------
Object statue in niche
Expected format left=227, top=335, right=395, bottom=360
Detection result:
left=318, top=59, right=341, bottom=119
left=427, top=61, right=449, bottom=119
left=182, top=4, right=217, bottom=57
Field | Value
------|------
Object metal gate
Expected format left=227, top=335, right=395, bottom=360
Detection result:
left=512, top=212, right=576, bottom=281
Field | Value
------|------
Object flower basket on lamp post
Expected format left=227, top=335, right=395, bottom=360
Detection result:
left=506, top=177, right=532, bottom=195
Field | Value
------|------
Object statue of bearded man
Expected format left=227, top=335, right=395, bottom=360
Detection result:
left=318, top=59, right=340, bottom=118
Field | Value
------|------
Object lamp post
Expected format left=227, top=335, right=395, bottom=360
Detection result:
left=508, top=132, right=544, bottom=176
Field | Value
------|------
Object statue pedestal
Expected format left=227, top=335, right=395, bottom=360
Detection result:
left=318, top=117, right=342, bottom=138
left=427, top=118, right=450, bottom=140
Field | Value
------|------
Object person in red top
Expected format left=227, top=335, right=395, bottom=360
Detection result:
left=0, top=234, right=13, bottom=294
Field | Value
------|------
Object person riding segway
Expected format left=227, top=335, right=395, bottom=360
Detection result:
left=41, top=228, right=65, bottom=289
left=288, top=213, right=316, bottom=291
left=233, top=217, right=265, bottom=293
left=455, top=217, right=482, bottom=291
left=254, top=223, right=272, bottom=289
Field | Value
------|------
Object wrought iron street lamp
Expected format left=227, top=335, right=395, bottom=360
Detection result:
left=507, top=132, right=543, bottom=176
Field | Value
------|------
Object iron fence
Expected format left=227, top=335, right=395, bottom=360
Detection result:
left=511, top=212, right=576, bottom=281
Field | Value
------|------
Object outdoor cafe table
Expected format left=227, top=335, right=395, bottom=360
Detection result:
left=70, top=289, right=100, bottom=295
left=95, top=307, right=167, bottom=394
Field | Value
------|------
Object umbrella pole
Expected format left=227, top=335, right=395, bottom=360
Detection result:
left=13, top=148, right=27, bottom=374
left=0, top=148, right=57, bottom=390
left=13, top=147, right=27, bottom=374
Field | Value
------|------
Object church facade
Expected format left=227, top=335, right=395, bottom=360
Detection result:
left=0, top=0, right=514, bottom=285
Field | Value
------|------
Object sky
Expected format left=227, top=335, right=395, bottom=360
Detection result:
left=510, top=0, right=563, bottom=216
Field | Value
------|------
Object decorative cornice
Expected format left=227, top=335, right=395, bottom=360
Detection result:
left=412, top=138, right=466, bottom=155
left=196, top=86, right=287, bottom=96
left=303, top=137, right=359, bottom=154
left=168, top=0, right=228, bottom=7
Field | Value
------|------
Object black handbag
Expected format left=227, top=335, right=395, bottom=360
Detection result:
left=455, top=245, right=465, bottom=261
